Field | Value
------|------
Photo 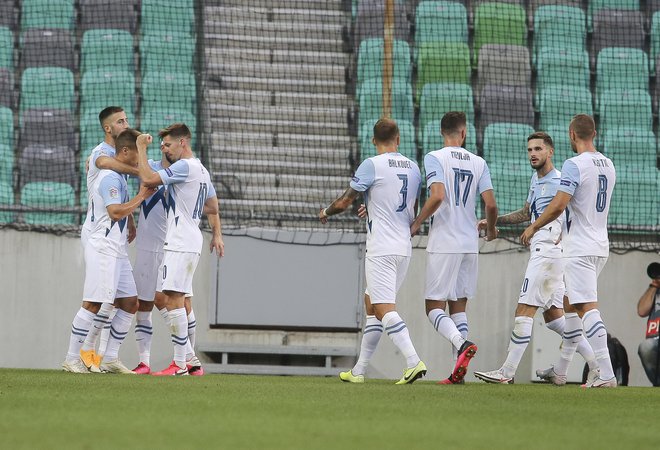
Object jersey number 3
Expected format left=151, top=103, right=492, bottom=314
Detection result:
left=396, top=174, right=408, bottom=212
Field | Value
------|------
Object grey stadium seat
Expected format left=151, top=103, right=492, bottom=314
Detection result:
left=478, top=84, right=534, bottom=138
left=18, top=144, right=76, bottom=189
left=591, top=10, right=645, bottom=65
left=19, top=29, right=75, bottom=71
left=476, top=44, right=530, bottom=98
left=354, top=0, right=409, bottom=52
left=0, top=68, right=13, bottom=108
left=0, top=2, right=18, bottom=31
left=19, top=108, right=75, bottom=151
left=80, top=0, right=138, bottom=33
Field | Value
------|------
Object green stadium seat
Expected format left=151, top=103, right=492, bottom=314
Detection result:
left=81, top=29, right=134, bottom=74
left=538, top=85, right=593, bottom=130
left=596, top=48, right=649, bottom=107
left=140, top=31, right=196, bottom=75
left=141, top=0, right=195, bottom=36
left=482, top=123, right=535, bottom=163
left=79, top=113, right=104, bottom=155
left=588, top=0, right=639, bottom=32
left=0, top=106, right=13, bottom=148
left=651, top=12, right=660, bottom=74
left=356, top=38, right=411, bottom=98
left=20, top=181, right=76, bottom=225
left=81, top=69, right=135, bottom=117
left=609, top=165, right=659, bottom=228
left=0, top=179, right=13, bottom=223
left=359, top=119, right=416, bottom=162
left=139, top=109, right=198, bottom=156
left=20, top=67, right=74, bottom=114
left=20, top=0, right=75, bottom=31
left=0, top=27, right=13, bottom=69
left=423, top=120, right=477, bottom=154
left=358, top=78, right=414, bottom=134
left=535, top=48, right=590, bottom=98
left=473, top=2, right=526, bottom=64
left=599, top=89, right=652, bottom=132
left=141, top=72, right=196, bottom=115
left=419, top=83, right=474, bottom=132
left=416, top=42, right=471, bottom=99
left=0, top=143, right=13, bottom=186
left=488, top=161, right=534, bottom=213
left=545, top=125, right=576, bottom=167
left=600, top=128, right=657, bottom=166
left=532, top=6, right=586, bottom=66
left=415, top=1, right=468, bottom=46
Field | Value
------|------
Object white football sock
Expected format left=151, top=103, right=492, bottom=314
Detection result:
left=577, top=336, right=598, bottom=370
left=98, top=307, right=116, bottom=357
left=187, top=309, right=197, bottom=349
left=545, top=316, right=565, bottom=335
left=582, top=309, right=614, bottom=380
left=352, top=316, right=383, bottom=376
left=135, top=311, right=153, bottom=366
left=554, top=312, right=581, bottom=376
left=428, top=308, right=465, bottom=351
left=501, top=316, right=533, bottom=378
left=81, top=302, right=113, bottom=352
left=103, top=309, right=133, bottom=361
left=169, top=308, right=188, bottom=369
left=158, top=307, right=170, bottom=325
left=382, top=311, right=420, bottom=369
left=65, top=307, right=95, bottom=362
left=450, top=312, right=468, bottom=361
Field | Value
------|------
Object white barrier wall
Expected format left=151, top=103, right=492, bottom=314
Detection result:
left=0, top=229, right=657, bottom=386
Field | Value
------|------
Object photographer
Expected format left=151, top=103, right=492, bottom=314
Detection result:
left=637, top=262, right=660, bottom=386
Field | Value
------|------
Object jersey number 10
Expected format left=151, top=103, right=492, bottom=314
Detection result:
left=192, top=183, right=208, bottom=220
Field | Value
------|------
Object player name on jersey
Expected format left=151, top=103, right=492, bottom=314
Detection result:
left=451, top=151, right=470, bottom=161
left=389, top=159, right=412, bottom=169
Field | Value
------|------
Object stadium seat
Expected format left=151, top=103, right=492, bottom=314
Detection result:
left=419, top=83, right=474, bottom=132
left=650, top=12, right=660, bottom=74
left=356, top=38, right=411, bottom=98
left=80, top=69, right=136, bottom=116
left=588, top=0, right=639, bottom=31
left=19, top=28, right=75, bottom=71
left=596, top=48, right=649, bottom=107
left=0, top=68, right=13, bottom=108
left=0, top=143, right=13, bottom=186
left=478, top=85, right=534, bottom=137
left=0, top=179, right=13, bottom=223
left=20, top=181, right=76, bottom=225
left=140, top=31, right=196, bottom=75
left=360, top=119, right=416, bottom=162
left=20, top=0, right=75, bottom=31
left=358, top=78, right=414, bottom=131
left=18, top=144, right=76, bottom=189
left=535, top=48, right=590, bottom=97
left=80, top=0, right=138, bottom=33
left=476, top=44, right=530, bottom=96
left=599, top=89, right=652, bottom=132
left=0, top=26, right=13, bottom=69
left=139, top=109, right=198, bottom=156
left=473, top=2, right=526, bottom=64
left=141, top=0, right=196, bottom=37
left=423, top=120, right=477, bottom=154
left=591, top=10, right=645, bottom=63
left=0, top=106, right=13, bottom=148
left=488, top=161, right=533, bottom=213
left=416, top=42, right=471, bottom=98
left=532, top=5, right=586, bottom=66
left=528, top=0, right=584, bottom=26
left=544, top=125, right=574, bottom=167
left=0, top=2, right=18, bottom=31
left=20, top=67, right=74, bottom=114
left=482, top=123, right=535, bottom=163
left=81, top=29, right=135, bottom=74
left=19, top=109, right=75, bottom=152
left=354, top=0, right=409, bottom=52
left=609, top=165, right=659, bottom=228
left=141, top=72, right=197, bottom=115
left=79, top=113, right=104, bottom=155
left=538, top=86, right=593, bottom=130
left=600, top=128, right=657, bottom=165
left=415, top=1, right=468, bottom=46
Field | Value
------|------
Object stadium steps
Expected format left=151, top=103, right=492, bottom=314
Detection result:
left=210, top=117, right=349, bottom=137
left=212, top=90, right=354, bottom=109
left=213, top=158, right=350, bottom=177
left=218, top=146, right=350, bottom=163
left=210, top=104, right=348, bottom=124
left=205, top=34, right=344, bottom=53
left=212, top=132, right=354, bottom=149
left=215, top=172, right=348, bottom=191
left=208, top=61, right=345, bottom=82
left=205, top=48, right=350, bottom=66
left=214, top=20, right=344, bottom=39
left=208, top=0, right=347, bottom=11
left=214, top=76, right=346, bottom=94
left=204, top=6, right=348, bottom=26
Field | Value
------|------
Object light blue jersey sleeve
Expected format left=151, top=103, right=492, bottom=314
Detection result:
left=148, top=159, right=163, bottom=172
left=350, top=159, right=375, bottom=192
left=99, top=172, right=125, bottom=207
left=158, top=159, right=189, bottom=186
left=558, top=160, right=580, bottom=196
left=207, top=181, right=217, bottom=199
left=526, top=175, right=535, bottom=204
left=424, top=153, right=444, bottom=188
left=477, top=164, right=494, bottom=193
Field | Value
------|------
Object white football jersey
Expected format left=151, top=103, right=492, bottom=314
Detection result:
left=87, top=170, right=130, bottom=258
left=527, top=168, right=563, bottom=257
left=557, top=151, right=616, bottom=257
left=350, top=152, right=421, bottom=257
left=158, top=158, right=216, bottom=254
left=82, top=142, right=116, bottom=236
left=424, top=146, right=493, bottom=254
left=135, top=160, right=168, bottom=253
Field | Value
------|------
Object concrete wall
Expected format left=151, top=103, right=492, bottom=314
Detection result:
left=0, top=229, right=657, bottom=386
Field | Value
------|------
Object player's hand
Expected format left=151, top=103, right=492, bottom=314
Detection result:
left=139, top=184, right=157, bottom=199
left=554, top=231, right=563, bottom=245
left=127, top=216, right=136, bottom=243
left=136, top=133, right=153, bottom=150
left=520, top=225, right=536, bottom=247
left=357, top=204, right=367, bottom=219
left=484, top=227, right=498, bottom=242
left=651, top=278, right=660, bottom=289
left=211, top=235, right=224, bottom=257
left=477, top=219, right=488, bottom=231
left=410, top=222, right=421, bottom=237
left=318, top=208, right=328, bottom=224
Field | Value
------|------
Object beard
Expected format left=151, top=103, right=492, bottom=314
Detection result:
left=165, top=154, right=176, bottom=164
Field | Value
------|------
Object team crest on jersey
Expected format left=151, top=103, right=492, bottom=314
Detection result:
left=541, top=185, right=546, bottom=196
left=109, top=187, right=119, bottom=199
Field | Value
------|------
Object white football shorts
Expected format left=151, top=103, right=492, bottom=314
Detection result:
left=364, top=255, right=410, bottom=304
left=157, top=250, right=199, bottom=296
left=564, top=256, right=608, bottom=304
left=425, top=253, right=478, bottom=301
left=83, top=247, right=137, bottom=303
left=518, top=254, right=565, bottom=310
left=135, top=249, right=164, bottom=301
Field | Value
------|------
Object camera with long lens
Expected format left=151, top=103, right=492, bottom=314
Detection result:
left=648, top=262, right=660, bottom=279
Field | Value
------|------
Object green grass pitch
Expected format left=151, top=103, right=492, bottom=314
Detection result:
left=0, top=369, right=658, bottom=449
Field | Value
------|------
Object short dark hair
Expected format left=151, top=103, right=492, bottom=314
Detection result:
left=114, top=128, right=140, bottom=151
left=441, top=111, right=467, bottom=136
left=527, top=131, right=554, bottom=149
left=159, top=123, right=192, bottom=140
left=569, top=114, right=596, bottom=140
left=372, top=118, right=399, bottom=144
left=98, top=106, right=124, bottom=126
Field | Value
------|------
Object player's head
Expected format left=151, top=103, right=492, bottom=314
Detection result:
left=114, top=128, right=141, bottom=167
left=99, top=106, right=129, bottom=142
left=527, top=132, right=554, bottom=170
left=440, top=111, right=467, bottom=146
left=159, top=123, right=192, bottom=164
left=569, top=114, right=596, bottom=152
left=371, top=118, right=400, bottom=150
